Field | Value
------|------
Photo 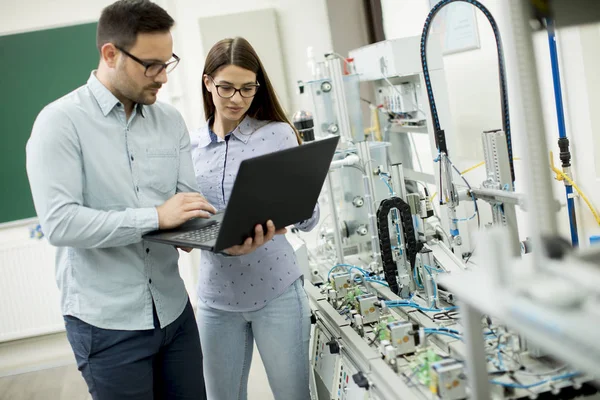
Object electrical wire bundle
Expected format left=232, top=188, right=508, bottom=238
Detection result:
left=328, top=264, right=389, bottom=287
left=384, top=299, right=457, bottom=313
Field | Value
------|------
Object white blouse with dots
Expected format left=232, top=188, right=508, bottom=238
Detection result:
left=190, top=116, right=319, bottom=311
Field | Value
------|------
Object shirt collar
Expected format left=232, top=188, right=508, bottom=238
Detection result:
left=194, top=115, right=269, bottom=148
left=87, top=71, right=145, bottom=118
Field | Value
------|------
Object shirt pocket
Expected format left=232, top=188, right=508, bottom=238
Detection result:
left=143, top=147, right=179, bottom=194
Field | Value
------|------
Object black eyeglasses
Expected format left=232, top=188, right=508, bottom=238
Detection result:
left=207, top=75, right=260, bottom=99
left=116, top=46, right=180, bottom=77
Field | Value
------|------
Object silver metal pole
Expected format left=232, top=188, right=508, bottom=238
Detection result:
left=357, top=141, right=381, bottom=269
left=390, top=163, right=408, bottom=200
left=326, top=55, right=353, bottom=144
left=326, top=174, right=345, bottom=265
left=461, top=302, right=492, bottom=400
left=502, top=0, right=559, bottom=265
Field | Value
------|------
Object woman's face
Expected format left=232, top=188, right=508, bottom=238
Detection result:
left=204, top=65, right=258, bottom=122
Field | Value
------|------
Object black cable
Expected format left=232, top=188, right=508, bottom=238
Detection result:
left=368, top=334, right=378, bottom=346
left=442, top=161, right=480, bottom=231
left=416, top=181, right=429, bottom=195
left=377, top=197, right=417, bottom=294
left=464, top=247, right=476, bottom=265
left=432, top=310, right=460, bottom=321
left=421, top=0, right=515, bottom=183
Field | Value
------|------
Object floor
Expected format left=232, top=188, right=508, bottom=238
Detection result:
left=0, top=365, right=90, bottom=400
left=0, top=333, right=274, bottom=400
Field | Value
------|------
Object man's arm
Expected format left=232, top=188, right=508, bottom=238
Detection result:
left=26, top=106, right=158, bottom=249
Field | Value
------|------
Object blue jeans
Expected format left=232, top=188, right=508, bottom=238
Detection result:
left=196, top=278, right=311, bottom=400
left=65, top=300, right=206, bottom=400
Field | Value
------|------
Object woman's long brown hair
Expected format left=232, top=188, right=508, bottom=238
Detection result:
left=202, top=37, right=301, bottom=144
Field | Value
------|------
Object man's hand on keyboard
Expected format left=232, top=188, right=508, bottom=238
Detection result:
left=223, top=220, right=286, bottom=256
left=156, top=193, right=217, bottom=229
left=177, top=247, right=193, bottom=253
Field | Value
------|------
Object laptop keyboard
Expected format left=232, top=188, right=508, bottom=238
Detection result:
left=173, top=222, right=220, bottom=243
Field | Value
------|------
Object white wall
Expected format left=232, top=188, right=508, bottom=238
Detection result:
left=381, top=0, right=505, bottom=161
left=197, top=8, right=291, bottom=113
left=381, top=0, right=600, bottom=246
left=0, top=1, right=113, bottom=35
left=0, top=0, right=334, bottom=126
left=0, top=0, right=120, bottom=342
left=166, top=0, right=334, bottom=130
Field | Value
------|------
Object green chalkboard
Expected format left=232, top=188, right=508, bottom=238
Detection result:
left=0, top=22, right=99, bottom=224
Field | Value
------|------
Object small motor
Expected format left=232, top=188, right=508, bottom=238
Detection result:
left=292, top=110, right=315, bottom=142
left=355, top=294, right=379, bottom=324
left=430, top=360, right=466, bottom=400
left=386, top=321, right=418, bottom=355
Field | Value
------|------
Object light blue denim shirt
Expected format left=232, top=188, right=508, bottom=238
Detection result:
left=26, top=72, right=199, bottom=330
left=191, top=116, right=319, bottom=311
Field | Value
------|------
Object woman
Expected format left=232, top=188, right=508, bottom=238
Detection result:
left=191, top=37, right=319, bottom=400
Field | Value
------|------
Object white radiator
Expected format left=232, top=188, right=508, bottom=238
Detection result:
left=0, top=221, right=200, bottom=343
left=0, top=226, right=63, bottom=343
left=0, top=220, right=200, bottom=343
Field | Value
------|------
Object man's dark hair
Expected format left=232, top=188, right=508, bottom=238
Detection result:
left=97, top=0, right=174, bottom=52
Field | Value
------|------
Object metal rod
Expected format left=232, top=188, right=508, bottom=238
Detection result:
left=503, top=0, right=558, bottom=266
left=363, top=174, right=381, bottom=268
left=420, top=250, right=437, bottom=308
left=437, top=288, right=455, bottom=304
left=329, top=153, right=360, bottom=170
left=460, top=302, right=492, bottom=400
left=390, top=163, right=408, bottom=200
left=357, top=141, right=381, bottom=268
left=326, top=55, right=353, bottom=144
left=325, top=174, right=344, bottom=264
left=470, top=188, right=523, bottom=207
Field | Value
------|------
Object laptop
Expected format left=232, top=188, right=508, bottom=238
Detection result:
left=143, top=135, right=340, bottom=252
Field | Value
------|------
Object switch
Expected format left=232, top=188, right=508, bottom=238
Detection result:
left=326, top=339, right=340, bottom=354
left=352, top=371, right=370, bottom=390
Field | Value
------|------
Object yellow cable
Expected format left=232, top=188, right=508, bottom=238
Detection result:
left=460, top=161, right=485, bottom=175
left=373, top=107, right=382, bottom=141
left=460, top=158, right=521, bottom=175
left=364, top=107, right=383, bottom=141
left=430, top=192, right=437, bottom=202
left=550, top=151, right=600, bottom=226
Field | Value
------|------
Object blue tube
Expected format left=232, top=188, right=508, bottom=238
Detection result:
left=547, top=19, right=579, bottom=247
left=547, top=22, right=567, bottom=140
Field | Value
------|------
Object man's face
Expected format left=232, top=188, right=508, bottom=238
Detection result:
left=114, top=31, right=174, bottom=105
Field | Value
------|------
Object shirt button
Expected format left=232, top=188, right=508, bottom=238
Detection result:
left=149, top=279, right=152, bottom=284
left=130, top=155, right=134, bottom=161
left=136, top=186, right=140, bottom=192
left=146, top=248, right=150, bottom=254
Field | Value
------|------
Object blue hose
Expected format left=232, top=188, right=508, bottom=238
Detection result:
left=547, top=19, right=579, bottom=247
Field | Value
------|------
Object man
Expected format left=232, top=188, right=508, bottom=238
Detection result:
left=26, top=1, right=217, bottom=398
